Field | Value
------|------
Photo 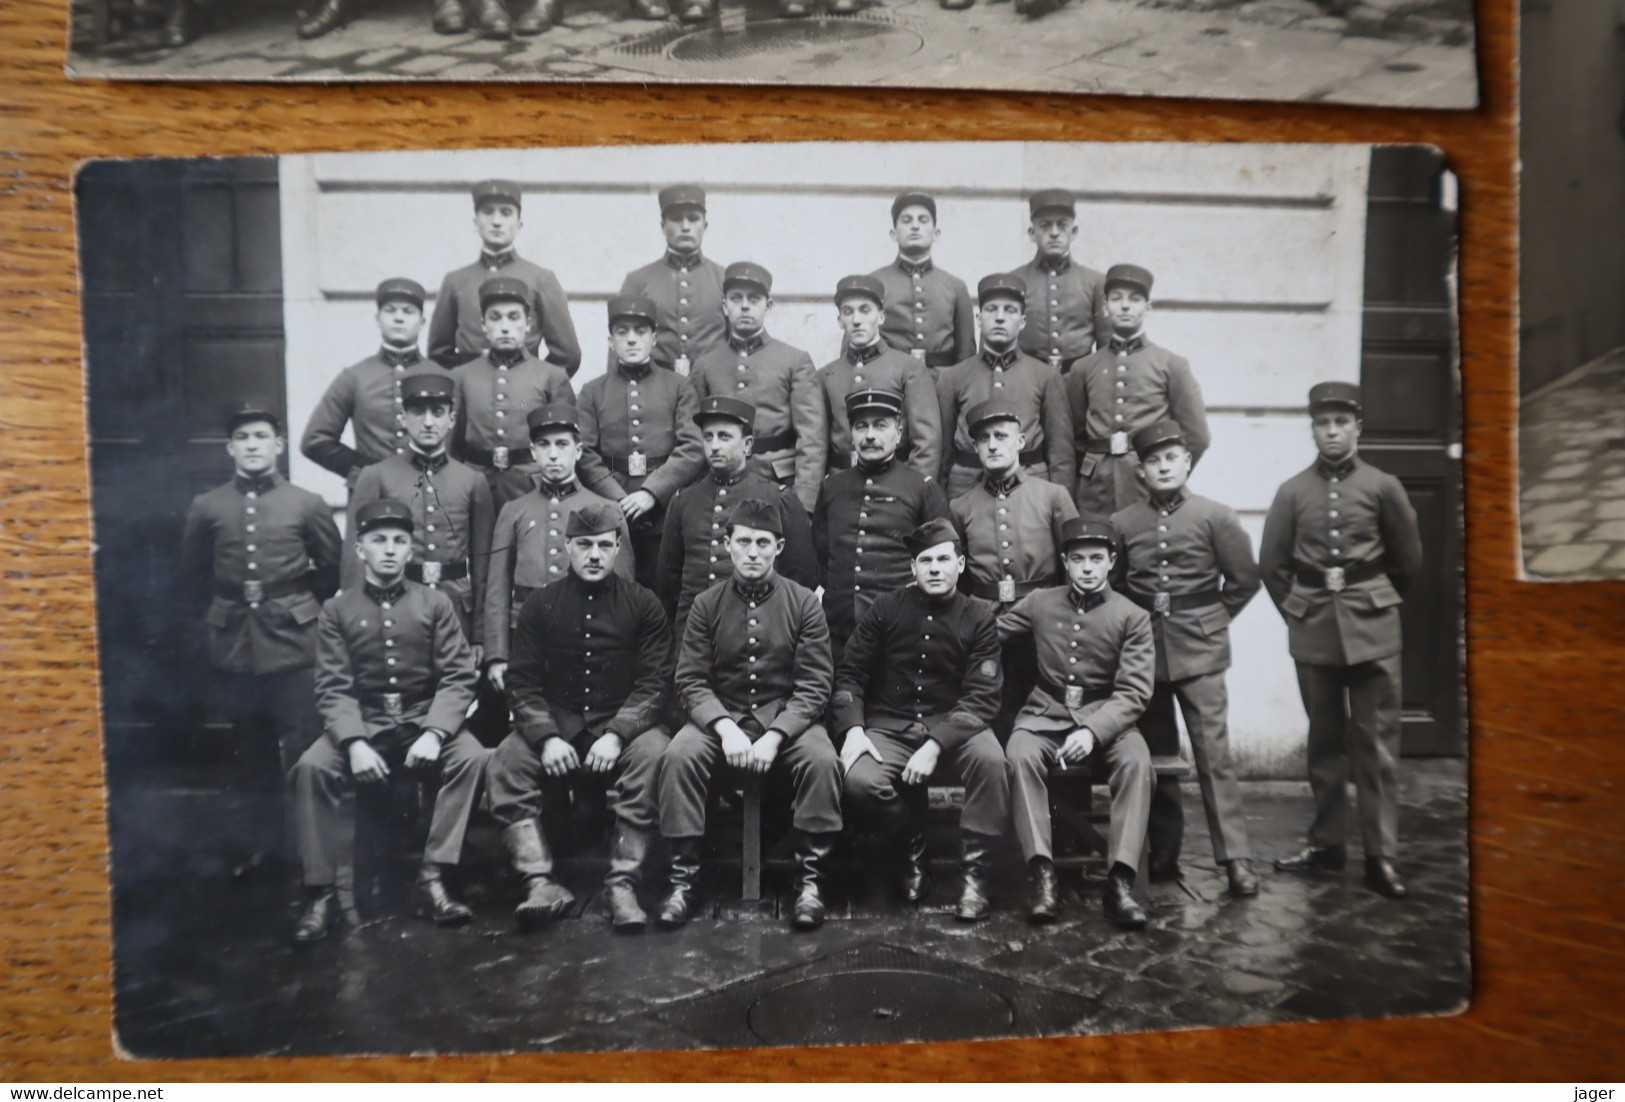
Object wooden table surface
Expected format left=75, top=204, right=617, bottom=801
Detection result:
left=4, top=0, right=1621, bottom=1080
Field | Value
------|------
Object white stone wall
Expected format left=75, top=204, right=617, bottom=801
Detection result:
left=280, top=141, right=1373, bottom=777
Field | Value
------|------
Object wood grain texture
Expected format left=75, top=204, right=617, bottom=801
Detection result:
left=6, top=0, right=1621, bottom=1080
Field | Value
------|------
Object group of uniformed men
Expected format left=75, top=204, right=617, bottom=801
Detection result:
left=181, top=179, right=1426, bottom=949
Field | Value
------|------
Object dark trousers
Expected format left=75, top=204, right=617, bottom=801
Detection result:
left=486, top=725, right=670, bottom=832
left=1296, top=655, right=1402, bottom=858
left=626, top=511, right=665, bottom=595
left=842, top=726, right=1009, bottom=838
left=211, top=666, right=321, bottom=855
left=1141, top=673, right=1252, bottom=865
left=290, top=727, right=489, bottom=886
left=659, top=721, right=843, bottom=838
left=994, top=633, right=1039, bottom=743
left=1006, top=725, right=1153, bottom=871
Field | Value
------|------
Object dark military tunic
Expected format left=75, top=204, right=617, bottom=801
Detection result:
left=869, top=257, right=977, bottom=369
left=937, top=347, right=1077, bottom=494
left=450, top=349, right=576, bottom=506
left=618, top=252, right=729, bottom=374
left=816, top=341, right=942, bottom=480
left=429, top=250, right=582, bottom=374
left=691, top=332, right=826, bottom=512
left=300, top=347, right=451, bottom=484
left=344, top=448, right=495, bottom=646
left=1007, top=255, right=1110, bottom=369
left=811, top=456, right=948, bottom=654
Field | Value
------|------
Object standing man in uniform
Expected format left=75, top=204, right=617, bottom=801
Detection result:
left=1261, top=382, right=1422, bottom=900
left=429, top=180, right=581, bottom=375
left=618, top=185, right=729, bottom=376
left=345, top=372, right=494, bottom=653
left=1067, top=264, right=1210, bottom=517
left=288, top=500, right=487, bottom=944
left=1008, top=189, right=1110, bottom=375
left=1001, top=518, right=1156, bottom=929
left=450, top=275, right=576, bottom=510
left=657, top=499, right=842, bottom=931
left=816, top=273, right=941, bottom=482
left=1111, top=420, right=1261, bottom=897
left=484, top=503, right=674, bottom=932
left=812, top=388, right=947, bottom=659
left=869, top=191, right=977, bottom=372
left=835, top=518, right=1008, bottom=921
left=656, top=395, right=818, bottom=632
left=691, top=261, right=826, bottom=513
left=949, top=399, right=1078, bottom=739
left=575, top=294, right=706, bottom=591
left=302, top=278, right=451, bottom=493
left=182, top=398, right=343, bottom=883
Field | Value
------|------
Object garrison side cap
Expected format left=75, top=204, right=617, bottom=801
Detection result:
left=729, top=497, right=783, bottom=537
left=566, top=502, right=622, bottom=538
left=904, top=516, right=963, bottom=558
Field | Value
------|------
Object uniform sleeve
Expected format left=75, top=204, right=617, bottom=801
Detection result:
left=546, top=367, right=577, bottom=409
left=1212, top=504, right=1262, bottom=621
left=790, top=351, right=827, bottom=513
left=340, top=469, right=382, bottom=594
left=1379, top=474, right=1424, bottom=595
left=466, top=472, right=496, bottom=647
left=1087, top=274, right=1110, bottom=355
left=607, top=589, right=673, bottom=739
left=936, top=369, right=961, bottom=482
left=641, top=379, right=706, bottom=505
left=924, top=603, right=1002, bottom=753
left=676, top=591, right=730, bottom=730
left=449, top=367, right=470, bottom=463
left=1258, top=483, right=1297, bottom=612
left=951, top=280, right=977, bottom=364
left=1167, top=354, right=1211, bottom=464
left=532, top=269, right=582, bottom=377
left=902, top=357, right=942, bottom=481
left=1041, top=368, right=1077, bottom=490
left=483, top=504, right=519, bottom=664
left=656, top=491, right=686, bottom=623
left=830, top=596, right=882, bottom=734
left=773, top=589, right=834, bottom=741
left=811, top=481, right=831, bottom=582
left=575, top=387, right=629, bottom=502
left=314, top=602, right=368, bottom=747
left=1089, top=608, right=1155, bottom=746
left=424, top=593, right=479, bottom=735
left=1051, top=485, right=1080, bottom=555
left=613, top=512, right=637, bottom=582
left=506, top=590, right=560, bottom=745
left=428, top=273, right=461, bottom=369
left=303, top=494, right=345, bottom=602
left=300, top=370, right=368, bottom=481
left=919, top=478, right=950, bottom=525
left=995, top=592, right=1037, bottom=641
left=776, top=491, right=820, bottom=592
left=1065, top=366, right=1091, bottom=460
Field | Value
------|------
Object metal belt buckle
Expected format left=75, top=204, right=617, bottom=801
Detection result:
left=491, top=445, right=510, bottom=470
left=1049, top=351, right=1063, bottom=372
left=627, top=450, right=648, bottom=478
left=421, top=560, right=442, bottom=586
left=1153, top=591, right=1171, bottom=617
left=998, top=575, right=1017, bottom=604
left=1110, top=431, right=1129, bottom=456
left=1064, top=684, right=1084, bottom=709
left=674, top=354, right=691, bottom=378
left=383, top=692, right=403, bottom=717
left=911, top=348, right=926, bottom=361
left=1325, top=566, right=1346, bottom=593
left=242, top=579, right=264, bottom=604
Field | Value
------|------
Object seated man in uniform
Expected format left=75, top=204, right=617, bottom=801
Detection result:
left=288, top=500, right=487, bottom=945
left=657, top=499, right=841, bottom=931
left=1000, top=518, right=1156, bottom=929
left=835, top=518, right=1008, bottom=920
left=484, top=503, right=674, bottom=932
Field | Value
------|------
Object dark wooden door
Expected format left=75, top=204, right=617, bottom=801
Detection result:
left=79, top=157, right=285, bottom=765
left=1360, top=146, right=1463, bottom=756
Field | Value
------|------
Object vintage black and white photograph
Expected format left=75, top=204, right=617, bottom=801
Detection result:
left=64, top=0, right=1478, bottom=107
left=1516, top=0, right=1625, bottom=581
left=79, top=141, right=1466, bottom=1060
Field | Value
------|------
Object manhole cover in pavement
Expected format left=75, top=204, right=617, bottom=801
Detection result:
left=747, top=969, right=1013, bottom=1046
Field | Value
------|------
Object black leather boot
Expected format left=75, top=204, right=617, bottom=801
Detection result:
left=432, top=0, right=467, bottom=32
left=512, top=0, right=557, bottom=33
left=655, top=836, right=703, bottom=927
left=161, top=0, right=203, bottom=47
left=791, top=831, right=837, bottom=930
left=1365, top=857, right=1408, bottom=899
left=897, top=825, right=931, bottom=903
left=603, top=824, right=653, bottom=932
left=1027, top=856, right=1059, bottom=924
left=292, top=886, right=339, bottom=946
left=296, top=0, right=350, bottom=38
left=955, top=833, right=994, bottom=921
left=411, top=862, right=473, bottom=925
left=503, top=819, right=576, bottom=928
left=474, top=0, right=511, bottom=36
left=1227, top=858, right=1260, bottom=897
left=1103, top=863, right=1148, bottom=929
left=1274, top=844, right=1347, bottom=872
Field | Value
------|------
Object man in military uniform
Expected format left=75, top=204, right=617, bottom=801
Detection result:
left=949, top=399, right=1078, bottom=739
left=658, top=499, right=841, bottom=930
left=812, top=387, right=948, bottom=659
left=656, top=395, right=818, bottom=632
left=484, top=405, right=633, bottom=692
left=1067, top=264, right=1210, bottom=517
left=1008, top=190, right=1110, bottom=375
left=288, top=500, right=487, bottom=944
left=816, top=273, right=942, bottom=481
left=181, top=398, right=343, bottom=882
left=484, top=503, right=673, bottom=932
left=835, top=518, right=1007, bottom=920
left=869, top=192, right=977, bottom=372
left=575, top=294, right=706, bottom=591
left=618, top=186, right=728, bottom=374
left=450, top=275, right=576, bottom=510
left=938, top=274, right=1076, bottom=500
left=691, top=262, right=825, bottom=513
left=344, top=372, right=494, bottom=652
left=1111, top=420, right=1261, bottom=897
left=302, top=278, right=452, bottom=493
left=1001, top=518, right=1156, bottom=929
left=1261, top=382, right=1423, bottom=900
left=430, top=180, right=580, bottom=372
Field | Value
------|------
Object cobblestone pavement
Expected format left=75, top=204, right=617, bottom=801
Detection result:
left=1520, top=347, right=1625, bottom=580
left=68, top=0, right=1476, bottom=106
left=109, top=759, right=1468, bottom=1056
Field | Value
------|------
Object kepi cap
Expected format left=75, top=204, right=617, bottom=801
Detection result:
left=658, top=184, right=706, bottom=214
left=400, top=371, right=456, bottom=406
left=566, top=503, right=622, bottom=539
left=1307, top=381, right=1363, bottom=414
left=904, top=517, right=963, bottom=558
left=966, top=397, right=1022, bottom=438
left=355, top=498, right=414, bottom=536
left=1104, top=263, right=1154, bottom=297
left=728, top=498, right=783, bottom=537
left=1131, top=419, right=1186, bottom=457
left=834, top=274, right=886, bottom=307
left=471, top=179, right=522, bottom=209
left=977, top=273, right=1027, bottom=306
left=607, top=294, right=658, bottom=328
left=890, top=190, right=937, bottom=222
left=527, top=403, right=580, bottom=437
left=724, top=261, right=772, bottom=295
left=1061, top=517, right=1117, bottom=552
left=845, top=387, right=904, bottom=420
left=375, top=277, right=426, bottom=309
left=695, top=395, right=756, bottom=430
left=479, top=275, right=531, bottom=313
left=225, top=396, right=282, bottom=435
left=1028, top=188, right=1077, bottom=219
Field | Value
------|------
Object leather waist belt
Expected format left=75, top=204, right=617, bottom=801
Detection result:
left=465, top=444, right=534, bottom=470
left=406, top=559, right=469, bottom=585
left=604, top=453, right=671, bottom=478
left=213, top=575, right=311, bottom=604
left=1294, top=558, right=1387, bottom=593
left=921, top=351, right=959, bottom=368
left=361, top=689, right=435, bottom=718
left=953, top=446, right=1043, bottom=469
left=1037, top=679, right=1113, bottom=708
left=753, top=430, right=796, bottom=454
left=1124, top=587, right=1222, bottom=616
left=965, top=577, right=1048, bottom=604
